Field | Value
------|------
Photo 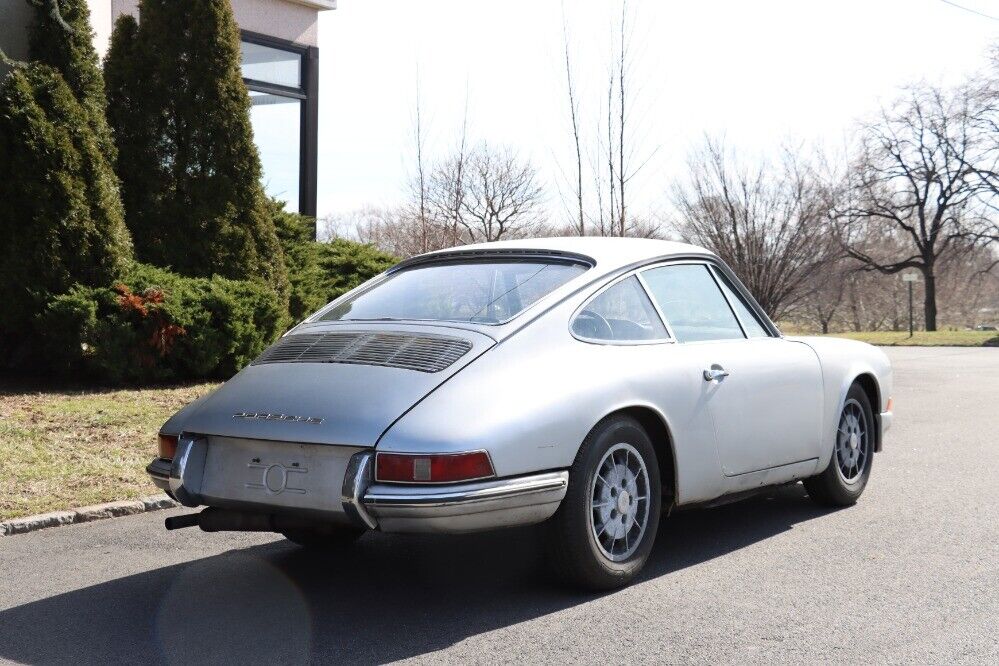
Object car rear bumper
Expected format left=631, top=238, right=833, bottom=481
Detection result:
left=147, top=440, right=568, bottom=534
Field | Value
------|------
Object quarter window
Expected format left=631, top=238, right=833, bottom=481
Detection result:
left=571, top=276, right=668, bottom=342
left=641, top=264, right=745, bottom=343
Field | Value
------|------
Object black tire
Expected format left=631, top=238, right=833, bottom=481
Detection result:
left=546, top=414, right=661, bottom=591
left=281, top=525, right=365, bottom=549
left=804, top=383, right=875, bottom=507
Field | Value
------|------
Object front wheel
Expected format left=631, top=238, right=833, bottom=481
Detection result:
left=546, top=415, right=661, bottom=590
left=804, top=383, right=875, bottom=507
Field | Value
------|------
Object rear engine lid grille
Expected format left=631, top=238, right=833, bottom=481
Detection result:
left=252, top=331, right=473, bottom=373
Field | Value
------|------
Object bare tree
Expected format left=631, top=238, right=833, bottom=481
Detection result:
left=425, top=90, right=470, bottom=248
left=428, top=143, right=544, bottom=243
left=561, top=1, right=585, bottom=235
left=799, top=261, right=847, bottom=334
left=835, top=85, right=992, bottom=330
left=557, top=0, right=657, bottom=236
left=672, top=138, right=836, bottom=321
left=405, top=71, right=434, bottom=254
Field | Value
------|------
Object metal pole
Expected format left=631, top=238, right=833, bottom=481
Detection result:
left=908, top=281, right=914, bottom=337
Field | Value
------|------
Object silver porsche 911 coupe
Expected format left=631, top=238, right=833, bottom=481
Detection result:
left=148, top=237, right=893, bottom=589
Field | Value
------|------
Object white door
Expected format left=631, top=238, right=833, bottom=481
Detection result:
left=640, top=263, right=823, bottom=476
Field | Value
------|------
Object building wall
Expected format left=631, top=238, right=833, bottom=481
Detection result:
left=0, top=0, right=33, bottom=65
left=3, top=0, right=327, bottom=66
left=88, top=0, right=322, bottom=59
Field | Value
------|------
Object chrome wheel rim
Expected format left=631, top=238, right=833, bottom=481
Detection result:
left=589, top=443, right=650, bottom=562
left=835, top=398, right=869, bottom=484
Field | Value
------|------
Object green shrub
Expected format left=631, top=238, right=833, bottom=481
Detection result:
left=271, top=200, right=328, bottom=322
left=316, top=238, right=397, bottom=301
left=0, top=64, right=132, bottom=359
left=270, top=200, right=398, bottom=322
left=104, top=0, right=289, bottom=308
left=40, top=263, right=285, bottom=383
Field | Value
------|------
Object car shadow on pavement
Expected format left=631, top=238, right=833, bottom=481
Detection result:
left=0, top=483, right=831, bottom=664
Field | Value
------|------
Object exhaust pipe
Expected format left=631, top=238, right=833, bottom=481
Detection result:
left=164, top=507, right=330, bottom=533
left=164, top=513, right=200, bottom=530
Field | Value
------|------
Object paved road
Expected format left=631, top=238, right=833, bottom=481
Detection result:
left=1, top=347, right=997, bottom=664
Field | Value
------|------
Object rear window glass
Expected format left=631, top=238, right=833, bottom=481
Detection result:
left=319, top=261, right=587, bottom=324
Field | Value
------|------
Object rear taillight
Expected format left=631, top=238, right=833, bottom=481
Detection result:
left=375, top=451, right=495, bottom=483
left=158, top=434, right=178, bottom=460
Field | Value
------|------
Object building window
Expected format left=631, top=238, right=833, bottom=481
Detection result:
left=248, top=91, right=301, bottom=209
left=240, top=31, right=318, bottom=222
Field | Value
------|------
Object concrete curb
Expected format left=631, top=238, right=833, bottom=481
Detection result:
left=0, top=495, right=178, bottom=537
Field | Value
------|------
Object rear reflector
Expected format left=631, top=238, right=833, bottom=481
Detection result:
left=158, top=434, right=178, bottom=460
left=376, top=451, right=495, bottom=483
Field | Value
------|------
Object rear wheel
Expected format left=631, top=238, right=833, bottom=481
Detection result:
left=804, top=383, right=875, bottom=507
left=546, top=415, right=661, bottom=590
left=281, top=525, right=365, bottom=550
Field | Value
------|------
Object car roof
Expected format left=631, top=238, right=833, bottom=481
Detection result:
left=408, top=236, right=715, bottom=272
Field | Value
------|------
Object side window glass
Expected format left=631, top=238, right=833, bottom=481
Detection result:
left=713, top=270, right=770, bottom=338
left=641, top=264, right=745, bottom=343
left=572, top=276, right=668, bottom=342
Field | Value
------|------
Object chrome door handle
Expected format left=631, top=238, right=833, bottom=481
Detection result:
left=703, top=366, right=730, bottom=382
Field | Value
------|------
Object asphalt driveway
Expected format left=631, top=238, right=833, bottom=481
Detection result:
left=1, top=347, right=997, bottom=664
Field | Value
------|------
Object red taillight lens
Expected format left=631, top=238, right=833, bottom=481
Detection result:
left=158, top=434, right=178, bottom=460
left=376, top=451, right=495, bottom=483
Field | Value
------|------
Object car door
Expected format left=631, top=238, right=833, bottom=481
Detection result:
left=640, top=262, right=824, bottom=477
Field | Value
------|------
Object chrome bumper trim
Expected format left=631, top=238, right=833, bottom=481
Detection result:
left=146, top=457, right=172, bottom=493
left=878, top=410, right=893, bottom=451
left=169, top=434, right=208, bottom=507
left=341, top=451, right=378, bottom=530
left=361, top=471, right=569, bottom=534
left=363, top=471, right=568, bottom=507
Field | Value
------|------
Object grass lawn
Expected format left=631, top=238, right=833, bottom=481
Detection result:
left=0, top=381, right=217, bottom=521
left=826, top=330, right=999, bottom=347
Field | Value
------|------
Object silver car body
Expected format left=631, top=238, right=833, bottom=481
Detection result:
left=149, top=237, right=893, bottom=533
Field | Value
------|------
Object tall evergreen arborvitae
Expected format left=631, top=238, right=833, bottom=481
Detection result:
left=27, top=0, right=115, bottom=158
left=104, top=15, right=148, bottom=253
left=104, top=0, right=289, bottom=309
left=0, top=64, right=133, bottom=352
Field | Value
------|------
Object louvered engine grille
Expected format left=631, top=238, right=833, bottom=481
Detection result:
left=252, top=331, right=473, bottom=373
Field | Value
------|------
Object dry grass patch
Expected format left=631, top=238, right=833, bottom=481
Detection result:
left=0, top=382, right=217, bottom=521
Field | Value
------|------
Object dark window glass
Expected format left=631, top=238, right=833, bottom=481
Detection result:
left=714, top=270, right=770, bottom=338
left=319, top=261, right=587, bottom=324
left=641, top=264, right=745, bottom=343
left=572, top=276, right=668, bottom=342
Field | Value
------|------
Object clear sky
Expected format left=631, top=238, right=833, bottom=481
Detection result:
left=315, top=0, right=999, bottom=223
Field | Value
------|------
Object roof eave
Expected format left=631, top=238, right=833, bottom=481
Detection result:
left=284, top=0, right=336, bottom=11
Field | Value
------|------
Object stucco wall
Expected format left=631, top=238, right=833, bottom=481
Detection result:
left=0, top=0, right=33, bottom=65
left=3, top=0, right=323, bottom=68
left=103, top=0, right=320, bottom=56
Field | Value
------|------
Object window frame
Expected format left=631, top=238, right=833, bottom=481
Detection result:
left=241, top=30, right=319, bottom=221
